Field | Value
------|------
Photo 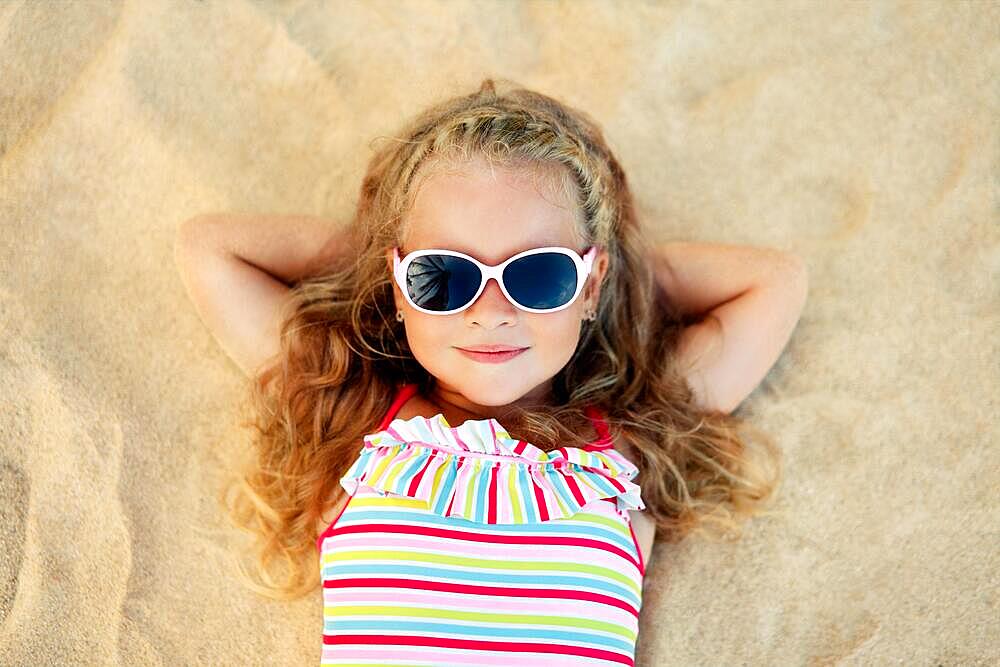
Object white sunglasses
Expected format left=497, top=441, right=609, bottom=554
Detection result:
left=392, top=245, right=598, bottom=315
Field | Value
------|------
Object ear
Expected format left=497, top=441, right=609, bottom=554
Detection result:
left=585, top=249, right=609, bottom=303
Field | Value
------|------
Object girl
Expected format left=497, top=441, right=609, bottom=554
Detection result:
left=175, top=78, right=807, bottom=666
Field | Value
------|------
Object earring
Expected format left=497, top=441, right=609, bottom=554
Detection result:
left=396, top=309, right=404, bottom=322
left=584, top=306, right=597, bottom=321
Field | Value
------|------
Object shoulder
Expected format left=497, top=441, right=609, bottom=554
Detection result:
left=393, top=394, right=442, bottom=421
left=609, top=437, right=640, bottom=468
left=616, top=439, right=654, bottom=568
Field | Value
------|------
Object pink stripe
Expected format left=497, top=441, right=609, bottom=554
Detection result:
left=323, top=635, right=632, bottom=665
left=406, top=456, right=433, bottom=496
left=321, top=645, right=620, bottom=666
left=450, top=426, right=469, bottom=449
left=323, top=588, right=638, bottom=627
left=325, top=577, right=638, bottom=617
left=415, top=455, right=446, bottom=499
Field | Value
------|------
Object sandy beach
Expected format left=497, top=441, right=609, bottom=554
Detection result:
left=0, top=1, right=997, bottom=664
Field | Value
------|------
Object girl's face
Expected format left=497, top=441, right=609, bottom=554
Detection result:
left=386, top=158, right=609, bottom=418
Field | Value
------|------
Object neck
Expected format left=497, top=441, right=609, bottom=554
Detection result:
left=428, top=378, right=554, bottom=423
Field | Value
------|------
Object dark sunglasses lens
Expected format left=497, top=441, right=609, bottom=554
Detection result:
left=503, top=253, right=578, bottom=309
left=405, top=254, right=481, bottom=311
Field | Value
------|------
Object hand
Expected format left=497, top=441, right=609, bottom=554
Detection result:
left=647, top=241, right=809, bottom=414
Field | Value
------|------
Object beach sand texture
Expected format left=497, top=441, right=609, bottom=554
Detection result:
left=0, top=1, right=997, bottom=664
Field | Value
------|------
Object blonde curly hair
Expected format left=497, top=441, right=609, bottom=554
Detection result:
left=220, top=77, right=783, bottom=600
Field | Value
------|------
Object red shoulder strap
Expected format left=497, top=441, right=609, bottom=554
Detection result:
left=583, top=405, right=614, bottom=451
left=376, top=383, right=419, bottom=431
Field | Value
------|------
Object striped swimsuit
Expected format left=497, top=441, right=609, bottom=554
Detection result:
left=317, top=383, right=647, bottom=666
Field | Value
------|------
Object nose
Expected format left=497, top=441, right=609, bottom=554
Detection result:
left=464, top=276, right=517, bottom=326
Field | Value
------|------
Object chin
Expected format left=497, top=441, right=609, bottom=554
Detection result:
left=452, top=380, right=531, bottom=407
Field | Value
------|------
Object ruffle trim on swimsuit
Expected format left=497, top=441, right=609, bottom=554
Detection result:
left=339, top=413, right=645, bottom=525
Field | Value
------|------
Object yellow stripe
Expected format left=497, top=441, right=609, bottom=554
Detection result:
left=463, top=459, right=479, bottom=517
left=573, top=470, right=608, bottom=497
left=428, top=454, right=451, bottom=509
left=381, top=447, right=417, bottom=489
left=507, top=464, right=523, bottom=523
left=324, top=604, right=636, bottom=641
left=591, top=451, right=618, bottom=475
left=365, top=445, right=400, bottom=487
left=347, top=495, right=428, bottom=510
left=569, top=510, right=632, bottom=538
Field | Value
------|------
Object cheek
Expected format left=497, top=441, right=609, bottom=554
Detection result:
left=403, top=318, right=452, bottom=352
left=524, top=314, right=583, bottom=354
left=403, top=314, right=582, bottom=367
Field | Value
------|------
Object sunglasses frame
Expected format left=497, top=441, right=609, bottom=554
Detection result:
left=392, top=245, right=598, bottom=315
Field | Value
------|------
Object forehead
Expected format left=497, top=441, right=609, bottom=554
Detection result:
left=401, top=158, right=585, bottom=264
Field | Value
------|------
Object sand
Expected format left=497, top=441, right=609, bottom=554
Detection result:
left=1, top=0, right=997, bottom=664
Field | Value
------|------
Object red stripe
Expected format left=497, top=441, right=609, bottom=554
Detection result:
left=563, top=473, right=588, bottom=506
left=323, top=633, right=634, bottom=665
left=323, top=577, right=639, bottom=618
left=487, top=463, right=498, bottom=524
left=530, top=476, right=550, bottom=521
left=315, top=491, right=354, bottom=553
left=405, top=456, right=433, bottom=496
left=605, top=475, right=626, bottom=493
left=326, top=523, right=641, bottom=572
left=629, top=521, right=646, bottom=577
left=513, top=439, right=527, bottom=455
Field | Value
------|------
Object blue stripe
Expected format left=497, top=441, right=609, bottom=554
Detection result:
left=342, top=447, right=374, bottom=481
left=474, top=460, right=491, bottom=523
left=408, top=418, right=435, bottom=444
left=323, top=563, right=641, bottom=607
left=580, top=469, right=618, bottom=497
left=548, top=470, right=581, bottom=513
left=431, top=458, right=459, bottom=515
left=516, top=465, right=538, bottom=523
left=393, top=449, right=431, bottom=495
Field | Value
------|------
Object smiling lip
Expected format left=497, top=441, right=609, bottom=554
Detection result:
left=457, top=344, right=529, bottom=352
left=455, top=345, right=529, bottom=364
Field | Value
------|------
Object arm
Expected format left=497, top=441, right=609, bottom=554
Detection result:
left=648, top=241, right=809, bottom=414
left=173, top=213, right=351, bottom=376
